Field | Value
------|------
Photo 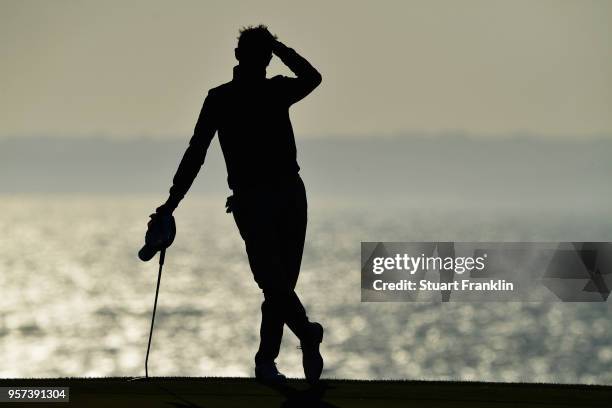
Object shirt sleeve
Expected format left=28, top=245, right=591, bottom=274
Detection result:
left=273, top=43, right=322, bottom=106
left=163, top=91, right=218, bottom=212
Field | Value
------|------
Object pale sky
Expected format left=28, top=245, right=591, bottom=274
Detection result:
left=1, top=0, right=611, bottom=139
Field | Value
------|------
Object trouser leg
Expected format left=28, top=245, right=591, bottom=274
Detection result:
left=232, top=180, right=310, bottom=363
left=278, top=177, right=309, bottom=338
left=256, top=290, right=309, bottom=363
left=256, top=295, right=285, bottom=364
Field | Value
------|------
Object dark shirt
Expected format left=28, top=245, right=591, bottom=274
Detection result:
left=163, top=44, right=322, bottom=212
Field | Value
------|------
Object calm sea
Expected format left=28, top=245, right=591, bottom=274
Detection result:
left=1, top=194, right=611, bottom=384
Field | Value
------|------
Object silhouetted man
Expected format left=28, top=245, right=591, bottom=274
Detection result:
left=154, top=25, right=324, bottom=384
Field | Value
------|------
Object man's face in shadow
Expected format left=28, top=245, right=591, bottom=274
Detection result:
left=235, top=42, right=273, bottom=71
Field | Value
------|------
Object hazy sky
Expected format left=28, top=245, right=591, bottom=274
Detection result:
left=1, top=0, right=611, bottom=139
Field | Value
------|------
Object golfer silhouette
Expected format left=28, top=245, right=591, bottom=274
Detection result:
left=153, top=25, right=323, bottom=384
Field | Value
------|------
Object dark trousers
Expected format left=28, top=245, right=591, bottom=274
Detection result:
left=230, top=176, right=310, bottom=364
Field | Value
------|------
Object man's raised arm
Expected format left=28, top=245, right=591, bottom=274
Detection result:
left=156, top=91, right=218, bottom=214
left=272, top=40, right=322, bottom=105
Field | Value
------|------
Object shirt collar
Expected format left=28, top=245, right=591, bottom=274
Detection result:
left=233, top=65, right=266, bottom=83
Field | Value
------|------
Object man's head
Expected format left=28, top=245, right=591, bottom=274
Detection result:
left=235, top=25, right=277, bottom=70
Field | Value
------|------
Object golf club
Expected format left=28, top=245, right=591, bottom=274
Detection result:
left=145, top=247, right=165, bottom=379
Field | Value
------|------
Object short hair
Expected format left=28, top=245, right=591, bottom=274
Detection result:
left=237, top=25, right=277, bottom=52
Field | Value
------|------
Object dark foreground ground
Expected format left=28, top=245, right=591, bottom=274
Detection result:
left=1, top=377, right=610, bottom=407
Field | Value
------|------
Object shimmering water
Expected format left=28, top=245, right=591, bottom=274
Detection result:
left=1, top=195, right=611, bottom=384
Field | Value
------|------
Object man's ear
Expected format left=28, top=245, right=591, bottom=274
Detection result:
left=234, top=48, right=240, bottom=61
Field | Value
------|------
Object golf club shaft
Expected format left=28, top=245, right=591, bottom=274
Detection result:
left=145, top=248, right=166, bottom=378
